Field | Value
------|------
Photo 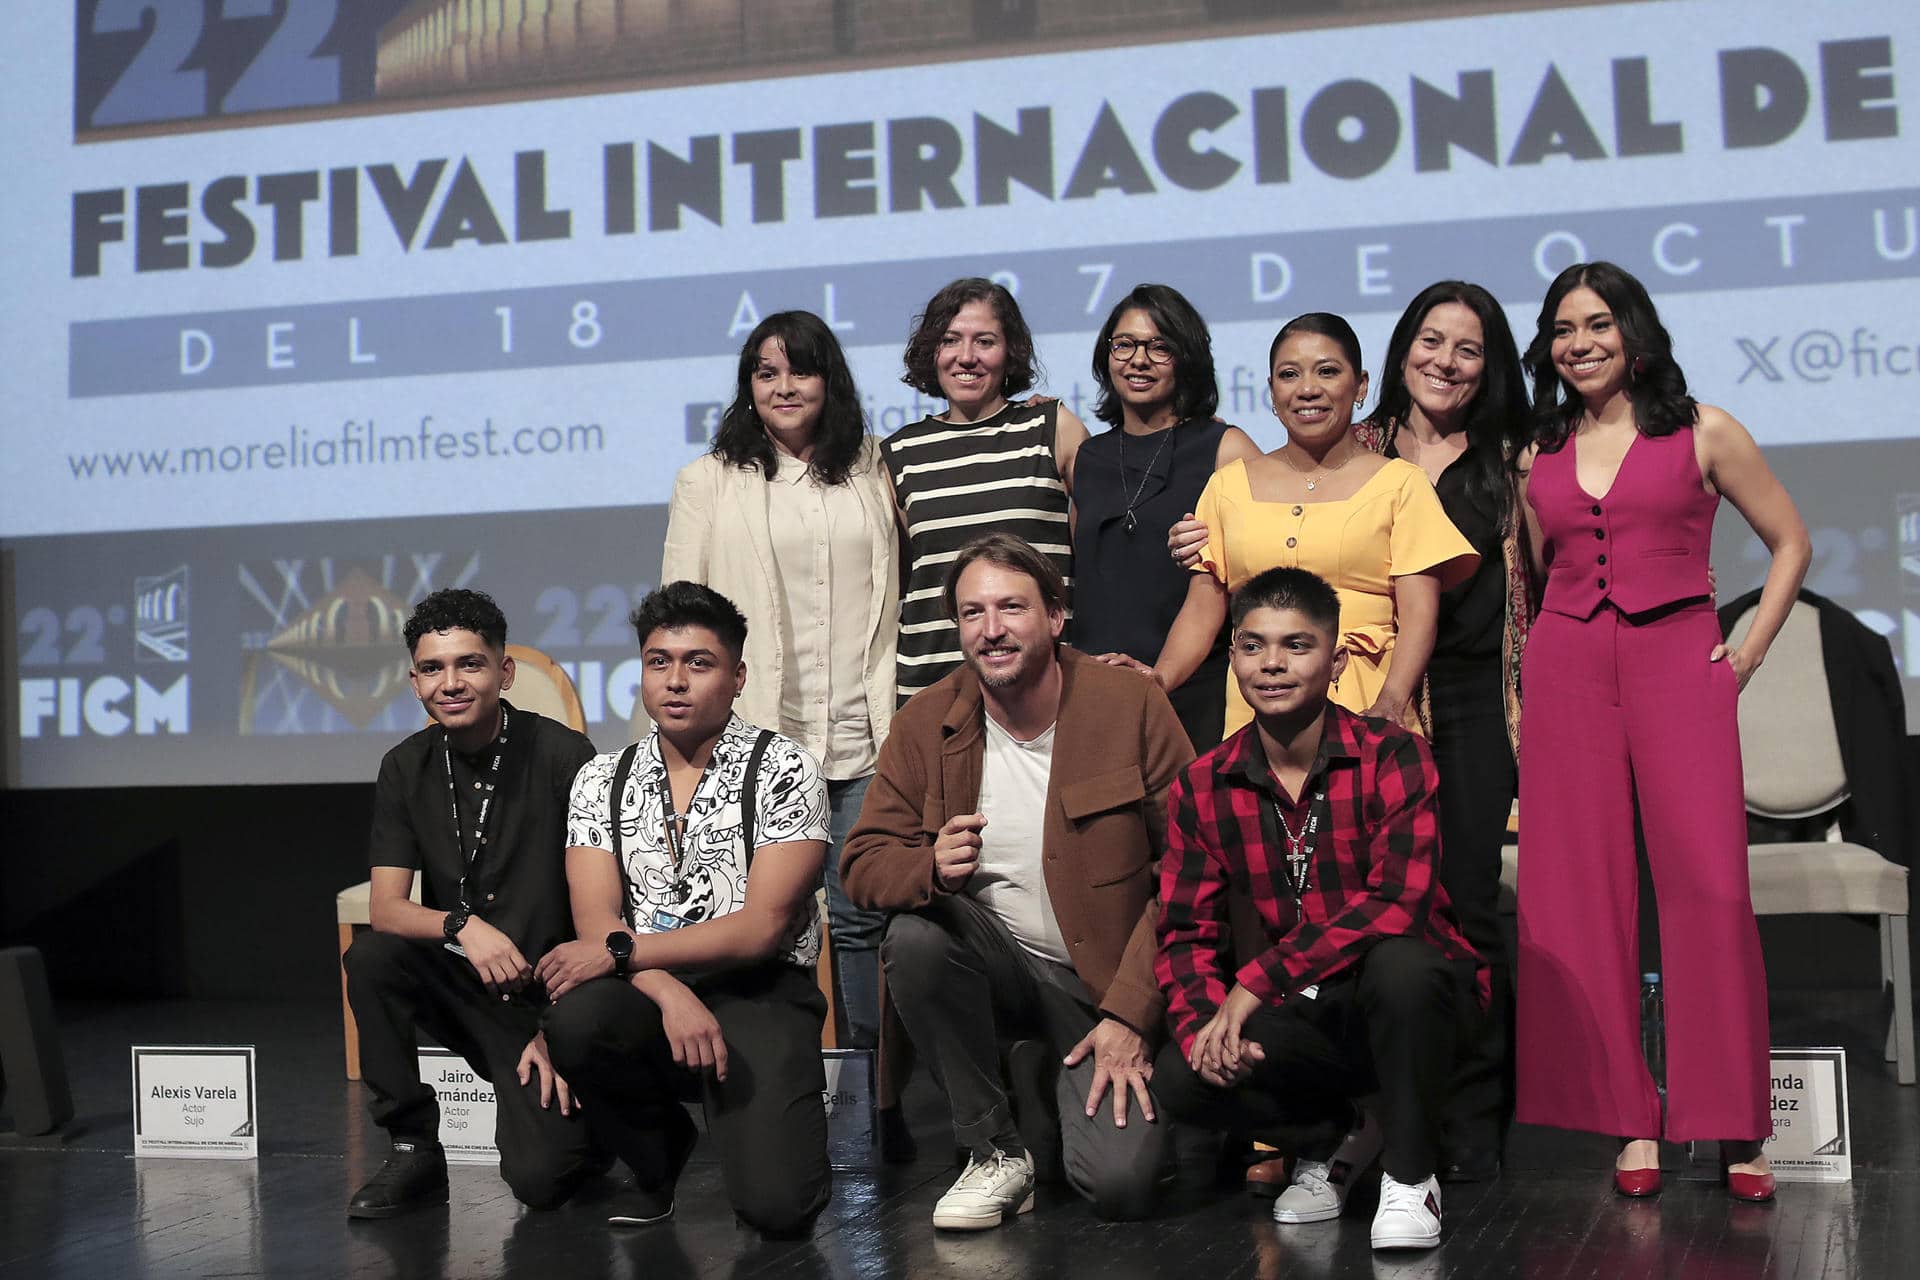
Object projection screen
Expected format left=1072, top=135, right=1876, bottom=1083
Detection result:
left=4, top=0, right=1916, bottom=787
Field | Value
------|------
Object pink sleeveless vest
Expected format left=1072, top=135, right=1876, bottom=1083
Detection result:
left=1528, top=426, right=1717, bottom=620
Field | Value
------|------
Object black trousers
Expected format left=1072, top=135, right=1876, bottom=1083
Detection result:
left=342, top=931, right=601, bottom=1209
left=882, top=894, right=1170, bottom=1221
left=1427, top=657, right=1518, bottom=1151
left=1153, top=938, right=1471, bottom=1185
left=542, top=965, right=831, bottom=1237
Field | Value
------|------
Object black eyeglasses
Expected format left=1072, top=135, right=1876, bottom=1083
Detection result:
left=1108, top=336, right=1175, bottom=365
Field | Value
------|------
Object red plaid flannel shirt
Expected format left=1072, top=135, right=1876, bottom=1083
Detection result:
left=1155, top=704, right=1486, bottom=1056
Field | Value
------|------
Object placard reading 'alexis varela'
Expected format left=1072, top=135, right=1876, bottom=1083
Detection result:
left=131, top=1045, right=257, bottom=1159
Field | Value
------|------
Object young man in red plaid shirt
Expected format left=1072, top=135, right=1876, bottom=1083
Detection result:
left=1152, top=567, right=1484, bottom=1252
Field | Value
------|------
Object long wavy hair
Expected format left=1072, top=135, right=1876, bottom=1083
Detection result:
left=1367, top=280, right=1528, bottom=529
left=1089, top=283, right=1220, bottom=428
left=1524, top=261, right=1697, bottom=452
left=900, top=277, right=1039, bottom=402
left=711, top=311, right=868, bottom=486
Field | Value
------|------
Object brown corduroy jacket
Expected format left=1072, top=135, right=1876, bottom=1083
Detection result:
left=840, top=646, right=1195, bottom=1038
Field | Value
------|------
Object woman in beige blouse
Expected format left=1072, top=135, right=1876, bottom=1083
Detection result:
left=661, top=311, right=899, bottom=1063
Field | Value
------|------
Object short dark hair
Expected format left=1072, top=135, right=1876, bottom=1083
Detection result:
left=901, top=277, right=1039, bottom=401
left=405, top=588, right=507, bottom=655
left=1229, top=567, right=1341, bottom=639
left=1090, top=283, right=1220, bottom=428
left=629, top=581, right=749, bottom=660
left=1525, top=260, right=1697, bottom=451
left=711, top=310, right=868, bottom=487
left=1269, top=311, right=1364, bottom=372
left=942, top=532, right=1067, bottom=621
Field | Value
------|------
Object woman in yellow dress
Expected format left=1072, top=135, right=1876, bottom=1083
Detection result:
left=1153, top=313, right=1477, bottom=735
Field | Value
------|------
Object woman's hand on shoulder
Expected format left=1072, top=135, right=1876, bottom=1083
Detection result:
left=1168, top=514, right=1210, bottom=569
left=1095, top=652, right=1164, bottom=686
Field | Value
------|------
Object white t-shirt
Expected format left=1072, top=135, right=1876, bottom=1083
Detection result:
left=970, top=715, right=1070, bottom=966
left=566, top=714, right=828, bottom=968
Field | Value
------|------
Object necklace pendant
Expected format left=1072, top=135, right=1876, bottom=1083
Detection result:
left=1305, top=479, right=1316, bottom=491
left=1122, top=511, right=1137, bottom=534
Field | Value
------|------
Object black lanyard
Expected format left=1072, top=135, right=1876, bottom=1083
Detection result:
left=442, top=705, right=509, bottom=912
left=1269, top=788, right=1324, bottom=903
left=652, top=761, right=710, bottom=880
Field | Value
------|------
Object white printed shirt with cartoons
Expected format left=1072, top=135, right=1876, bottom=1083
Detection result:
left=567, top=715, right=828, bottom=969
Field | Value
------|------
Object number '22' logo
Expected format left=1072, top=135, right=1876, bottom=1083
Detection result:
left=83, top=1, right=342, bottom=131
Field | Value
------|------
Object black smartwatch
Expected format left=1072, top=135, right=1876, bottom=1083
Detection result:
left=442, top=908, right=471, bottom=943
left=605, top=931, right=634, bottom=976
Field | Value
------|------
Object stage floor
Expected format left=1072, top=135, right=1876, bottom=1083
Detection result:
left=1, top=990, right=1915, bottom=1278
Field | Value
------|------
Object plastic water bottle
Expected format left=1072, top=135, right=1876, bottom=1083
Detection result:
left=1640, top=972, right=1666, bottom=1109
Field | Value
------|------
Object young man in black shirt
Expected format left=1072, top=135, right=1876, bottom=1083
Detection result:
left=343, top=588, right=601, bottom=1217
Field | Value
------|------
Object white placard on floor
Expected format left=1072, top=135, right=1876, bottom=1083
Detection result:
left=418, top=1048, right=499, bottom=1165
left=822, top=1048, right=875, bottom=1169
left=1765, top=1047, right=1850, bottom=1183
left=131, top=1045, right=258, bottom=1159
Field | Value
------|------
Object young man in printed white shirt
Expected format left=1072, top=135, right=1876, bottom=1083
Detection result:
left=537, top=581, right=832, bottom=1237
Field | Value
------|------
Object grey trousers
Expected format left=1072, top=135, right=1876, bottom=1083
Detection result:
left=881, top=893, right=1169, bottom=1220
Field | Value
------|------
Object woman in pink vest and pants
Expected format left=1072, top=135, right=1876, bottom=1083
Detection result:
left=1514, top=263, right=1809, bottom=1202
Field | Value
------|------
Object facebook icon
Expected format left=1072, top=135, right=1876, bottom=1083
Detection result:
left=684, top=403, right=724, bottom=443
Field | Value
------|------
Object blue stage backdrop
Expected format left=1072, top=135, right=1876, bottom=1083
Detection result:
left=4, top=0, right=1917, bottom=786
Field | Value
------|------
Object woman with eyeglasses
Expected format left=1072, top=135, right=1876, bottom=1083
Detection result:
left=1073, top=283, right=1260, bottom=752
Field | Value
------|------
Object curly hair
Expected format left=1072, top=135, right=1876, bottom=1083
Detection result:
left=1090, top=283, right=1220, bottom=428
left=710, top=311, right=868, bottom=487
left=404, top=588, right=507, bottom=655
left=629, top=580, right=749, bottom=661
left=900, top=277, right=1039, bottom=402
left=1524, top=261, right=1697, bottom=452
left=1367, top=280, right=1528, bottom=528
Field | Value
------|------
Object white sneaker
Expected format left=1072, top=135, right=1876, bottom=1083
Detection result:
left=931, top=1149, right=1036, bottom=1231
left=1272, top=1107, right=1384, bottom=1224
left=1371, top=1172, right=1443, bottom=1250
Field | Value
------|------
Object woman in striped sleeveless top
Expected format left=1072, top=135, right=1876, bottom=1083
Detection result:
left=881, top=278, right=1090, bottom=705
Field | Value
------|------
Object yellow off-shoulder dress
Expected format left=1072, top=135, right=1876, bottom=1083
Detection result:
left=1193, top=457, right=1479, bottom=735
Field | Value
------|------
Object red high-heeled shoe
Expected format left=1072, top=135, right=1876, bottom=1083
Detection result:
left=1612, top=1166, right=1663, bottom=1197
left=1723, top=1164, right=1776, bottom=1202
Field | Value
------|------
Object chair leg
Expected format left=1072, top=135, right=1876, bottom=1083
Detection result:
left=1885, top=914, right=1915, bottom=1086
left=339, top=923, right=362, bottom=1081
left=817, top=911, right=838, bottom=1052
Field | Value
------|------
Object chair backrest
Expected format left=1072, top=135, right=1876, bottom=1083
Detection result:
left=505, top=643, right=588, bottom=732
left=1729, top=600, right=1848, bottom=819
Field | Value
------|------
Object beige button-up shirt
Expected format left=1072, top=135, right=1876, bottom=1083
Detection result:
left=765, top=451, right=878, bottom=779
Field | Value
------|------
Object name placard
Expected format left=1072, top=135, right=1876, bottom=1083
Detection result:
left=418, top=1048, right=499, bottom=1165
left=131, top=1045, right=257, bottom=1159
left=822, top=1048, right=876, bottom=1170
left=1765, top=1047, right=1851, bottom=1183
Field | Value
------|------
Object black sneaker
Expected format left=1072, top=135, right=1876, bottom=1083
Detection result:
left=348, top=1140, right=450, bottom=1219
left=609, top=1107, right=697, bottom=1227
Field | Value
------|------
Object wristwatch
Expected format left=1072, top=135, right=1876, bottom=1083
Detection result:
left=605, top=931, right=634, bottom=976
left=442, top=908, right=471, bottom=943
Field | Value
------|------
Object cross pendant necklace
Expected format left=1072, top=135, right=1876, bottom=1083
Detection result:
left=1271, top=791, right=1322, bottom=900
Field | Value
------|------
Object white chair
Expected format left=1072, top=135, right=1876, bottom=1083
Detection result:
left=1730, top=600, right=1913, bottom=1084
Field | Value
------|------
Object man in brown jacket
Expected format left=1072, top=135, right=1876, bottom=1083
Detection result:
left=841, top=532, right=1195, bottom=1230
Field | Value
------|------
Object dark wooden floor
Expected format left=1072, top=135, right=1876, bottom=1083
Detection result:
left=2, top=990, right=1915, bottom=1278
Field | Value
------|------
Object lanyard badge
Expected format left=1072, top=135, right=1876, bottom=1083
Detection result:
left=442, top=705, right=509, bottom=913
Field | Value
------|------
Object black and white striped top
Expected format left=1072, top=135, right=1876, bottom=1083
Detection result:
left=880, top=399, right=1072, bottom=705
